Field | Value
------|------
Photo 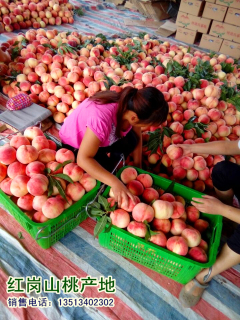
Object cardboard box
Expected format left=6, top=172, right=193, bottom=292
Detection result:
left=176, top=12, right=211, bottom=33
left=200, top=34, right=223, bottom=51
left=216, top=0, right=240, bottom=10
left=220, top=39, right=240, bottom=57
left=224, top=7, right=240, bottom=26
left=130, top=0, right=169, bottom=21
left=206, top=0, right=216, bottom=3
left=175, top=27, right=198, bottom=44
left=209, top=20, right=240, bottom=42
left=179, top=0, right=205, bottom=16
left=202, top=3, right=227, bottom=21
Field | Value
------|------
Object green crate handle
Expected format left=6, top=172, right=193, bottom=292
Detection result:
left=35, top=207, right=85, bottom=241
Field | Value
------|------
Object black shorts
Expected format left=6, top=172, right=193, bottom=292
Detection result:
left=212, top=161, right=240, bottom=255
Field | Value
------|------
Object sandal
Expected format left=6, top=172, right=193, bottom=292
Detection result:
left=179, top=266, right=212, bottom=308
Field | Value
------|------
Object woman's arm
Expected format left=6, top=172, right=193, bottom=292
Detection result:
left=192, top=195, right=240, bottom=224
left=77, top=128, right=136, bottom=206
left=178, top=140, right=240, bottom=156
left=132, top=126, right=142, bottom=168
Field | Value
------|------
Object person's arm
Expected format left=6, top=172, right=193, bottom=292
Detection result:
left=178, top=140, right=240, bottom=156
left=192, top=195, right=240, bottom=224
left=77, top=128, right=136, bottom=206
left=132, top=126, right=142, bottom=168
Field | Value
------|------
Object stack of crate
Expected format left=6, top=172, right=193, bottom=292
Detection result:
left=175, top=0, right=240, bottom=59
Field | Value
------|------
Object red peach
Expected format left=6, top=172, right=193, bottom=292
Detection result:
left=17, top=194, right=34, bottom=211
left=33, top=194, right=48, bottom=211
left=194, top=219, right=209, bottom=233
left=38, top=149, right=56, bottom=163
left=152, top=200, right=173, bottom=219
left=120, top=196, right=140, bottom=212
left=132, top=202, right=155, bottom=223
left=1, top=178, right=13, bottom=195
left=10, top=136, right=30, bottom=149
left=166, top=145, right=183, bottom=160
left=32, top=136, right=49, bottom=151
left=127, top=221, right=147, bottom=237
left=56, top=148, right=75, bottom=163
left=193, top=156, right=207, bottom=171
left=198, top=167, right=210, bottom=181
left=24, top=126, right=44, bottom=141
left=120, top=167, right=138, bottom=184
left=142, top=188, right=159, bottom=204
left=127, top=180, right=144, bottom=196
left=27, top=174, right=48, bottom=196
left=218, top=125, right=231, bottom=137
left=173, top=166, right=187, bottom=180
left=167, top=236, right=188, bottom=256
left=188, top=247, right=208, bottom=263
left=182, top=228, right=201, bottom=247
left=193, top=180, right=205, bottom=192
left=63, top=163, right=84, bottom=182
left=180, top=156, right=194, bottom=170
left=32, top=211, right=49, bottom=223
left=16, top=145, right=38, bottom=164
left=0, top=146, right=17, bottom=165
left=170, top=218, right=187, bottom=235
left=7, top=162, right=26, bottom=179
left=152, top=218, right=171, bottom=233
left=199, top=239, right=208, bottom=252
left=159, top=193, right=175, bottom=202
left=186, top=206, right=200, bottom=223
left=42, top=197, right=65, bottom=219
left=66, top=182, right=85, bottom=201
left=48, top=140, right=57, bottom=151
left=110, top=209, right=130, bottom=228
left=136, top=173, right=153, bottom=188
left=150, top=231, right=167, bottom=247
left=10, top=175, right=30, bottom=197
left=79, top=173, right=96, bottom=192
left=26, top=161, right=45, bottom=177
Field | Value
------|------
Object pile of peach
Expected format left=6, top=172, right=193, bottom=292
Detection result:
left=0, top=0, right=74, bottom=32
left=107, top=167, right=209, bottom=263
left=0, top=126, right=96, bottom=223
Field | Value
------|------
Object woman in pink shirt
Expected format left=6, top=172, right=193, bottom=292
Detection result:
left=60, top=86, right=168, bottom=206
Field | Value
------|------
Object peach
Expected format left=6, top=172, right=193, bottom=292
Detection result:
left=150, top=231, right=167, bottom=247
left=46, top=161, right=63, bottom=174
left=161, top=154, right=172, bottom=167
left=152, top=200, right=173, bottom=219
left=171, top=201, right=185, bottom=219
left=188, top=99, right=200, bottom=110
left=167, top=236, right=188, bottom=256
left=186, top=206, right=200, bottom=223
left=17, top=194, right=34, bottom=211
left=208, top=109, right=221, bottom=121
left=55, top=195, right=73, bottom=210
left=194, top=219, right=209, bottom=233
left=32, top=211, right=49, bottom=223
left=48, top=140, right=57, bottom=151
left=142, top=188, right=159, bottom=204
left=79, top=173, right=96, bottom=192
left=199, top=239, right=208, bottom=252
left=204, top=85, right=219, bottom=97
left=32, top=136, right=49, bottom=151
left=16, top=145, right=38, bottom=164
left=1, top=178, right=13, bottom=195
left=182, top=228, right=201, bottom=247
left=188, top=247, right=208, bottom=263
left=148, top=153, right=160, bottom=164
left=120, top=196, right=140, bottom=212
left=63, top=163, right=84, bottom=182
left=180, top=156, right=194, bottom=170
left=152, top=218, right=171, bottom=233
left=0, top=146, right=17, bottom=165
left=32, top=194, right=48, bottom=211
left=170, top=122, right=183, bottom=135
left=198, top=167, right=210, bottom=181
left=218, top=125, right=231, bottom=137
left=192, top=88, right=204, bottom=100
left=27, top=174, right=48, bottom=196
left=66, top=182, right=85, bottom=201
left=52, top=178, right=66, bottom=196
left=127, top=221, right=147, bottom=237
left=186, top=168, right=198, bottom=181
left=120, top=167, right=138, bottom=184
left=194, top=180, right=205, bottom=193
left=127, top=180, right=144, bottom=196
left=10, top=175, right=30, bottom=197
left=159, top=193, right=175, bottom=202
left=166, top=145, right=183, bottom=160
left=173, top=166, right=186, bottom=180
left=213, top=155, right=225, bottom=165
left=24, top=126, right=44, bottom=141
left=170, top=219, right=187, bottom=235
left=26, top=161, right=45, bottom=177
left=193, top=156, right=206, bottom=171
left=136, top=173, right=153, bottom=188
left=42, top=197, right=65, bottom=219
left=110, top=209, right=130, bottom=228
left=7, top=162, right=26, bottom=179
left=132, top=202, right=154, bottom=223
left=10, top=136, right=30, bottom=149
left=56, top=148, right=75, bottom=163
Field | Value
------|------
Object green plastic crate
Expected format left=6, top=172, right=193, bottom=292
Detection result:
left=0, top=180, right=101, bottom=249
left=98, top=166, right=222, bottom=284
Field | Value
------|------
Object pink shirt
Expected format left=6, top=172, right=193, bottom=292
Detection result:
left=59, top=98, right=132, bottom=148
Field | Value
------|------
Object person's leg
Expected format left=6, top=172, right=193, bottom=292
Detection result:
left=179, top=225, right=240, bottom=307
left=212, top=161, right=240, bottom=205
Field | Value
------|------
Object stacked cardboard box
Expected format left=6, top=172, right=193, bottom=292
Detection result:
left=175, top=0, right=240, bottom=58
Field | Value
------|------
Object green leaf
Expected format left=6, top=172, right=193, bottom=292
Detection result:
left=184, top=123, right=194, bottom=130
left=54, top=160, right=72, bottom=172
left=48, top=175, right=54, bottom=197
left=94, top=215, right=108, bottom=238
left=53, top=173, right=74, bottom=184
left=45, top=168, right=51, bottom=174
left=87, top=207, right=106, bottom=217
left=163, top=180, right=175, bottom=195
left=104, top=221, right=112, bottom=233
left=35, top=80, right=41, bottom=85
left=98, top=195, right=109, bottom=211
left=59, top=48, right=64, bottom=55
left=52, top=177, right=68, bottom=202
left=145, top=228, right=151, bottom=242
left=17, top=232, right=24, bottom=239
left=220, top=62, right=234, bottom=73
left=187, top=46, right=191, bottom=53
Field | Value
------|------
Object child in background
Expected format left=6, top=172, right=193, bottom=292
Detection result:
left=60, top=87, right=168, bottom=206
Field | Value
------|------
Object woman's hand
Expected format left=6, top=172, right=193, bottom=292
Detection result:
left=111, top=179, right=136, bottom=207
left=191, top=195, right=225, bottom=216
left=176, top=144, right=193, bottom=156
